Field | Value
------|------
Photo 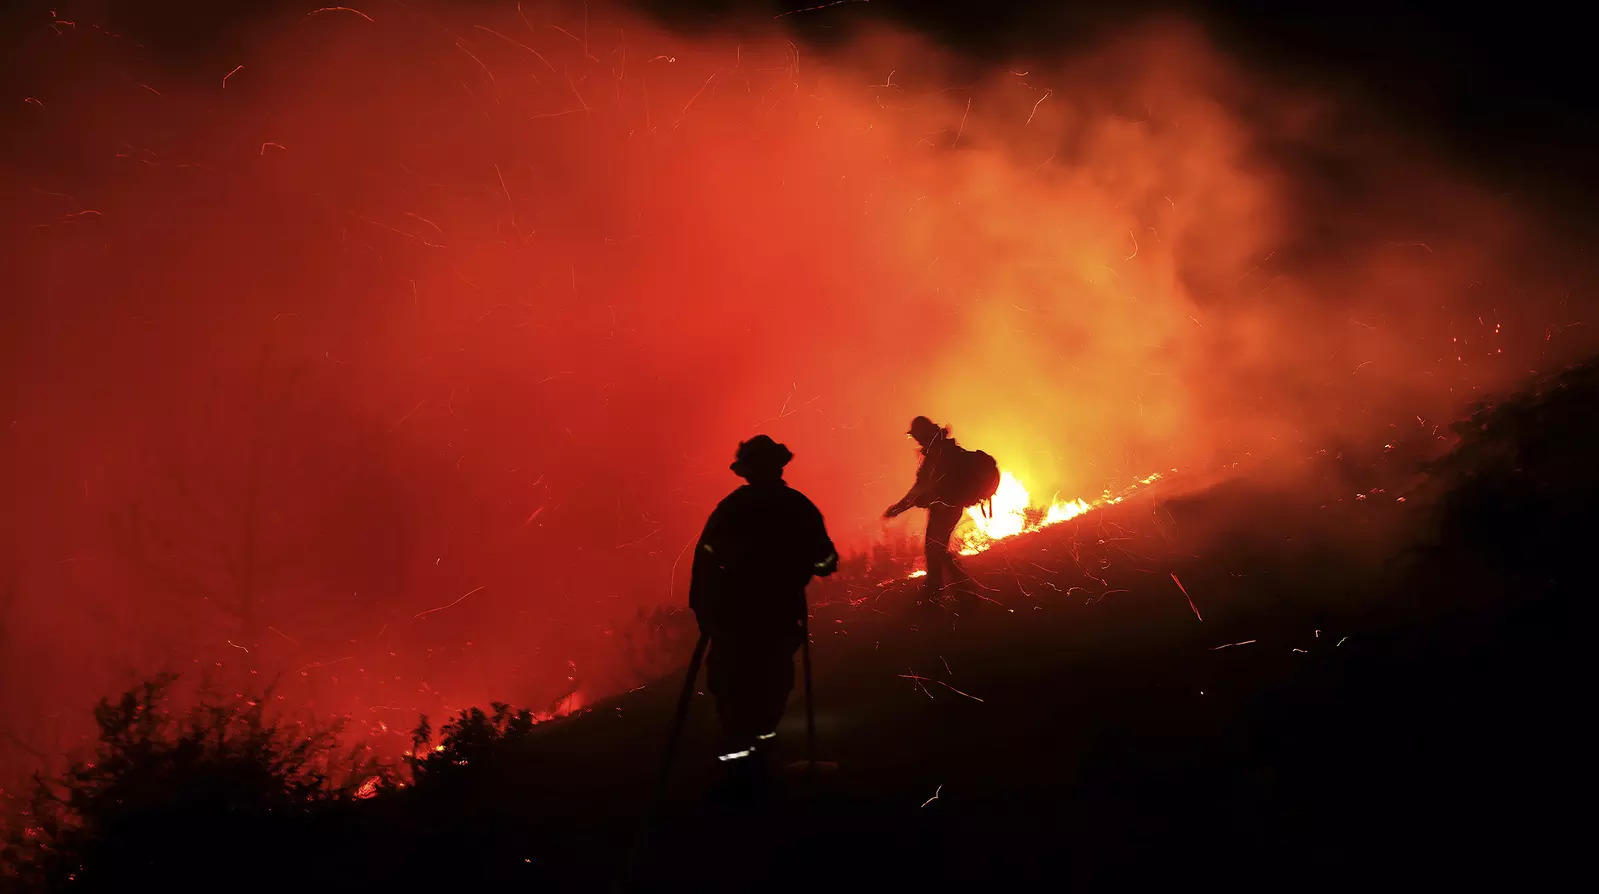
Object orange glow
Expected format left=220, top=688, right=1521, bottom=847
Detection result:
left=948, top=469, right=1163, bottom=558
left=895, top=468, right=1168, bottom=581
left=2, top=0, right=1592, bottom=786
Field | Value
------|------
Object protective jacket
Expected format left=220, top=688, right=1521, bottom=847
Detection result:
left=689, top=481, right=838, bottom=641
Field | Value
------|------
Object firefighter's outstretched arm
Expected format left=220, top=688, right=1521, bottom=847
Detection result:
left=885, top=460, right=935, bottom=517
left=884, top=487, right=917, bottom=519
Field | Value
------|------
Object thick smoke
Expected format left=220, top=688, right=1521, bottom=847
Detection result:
left=1, top=2, right=1591, bottom=772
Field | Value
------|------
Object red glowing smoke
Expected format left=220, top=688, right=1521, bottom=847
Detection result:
left=1, top=2, right=1592, bottom=772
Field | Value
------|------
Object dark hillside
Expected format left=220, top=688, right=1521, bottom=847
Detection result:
left=9, top=360, right=1595, bottom=892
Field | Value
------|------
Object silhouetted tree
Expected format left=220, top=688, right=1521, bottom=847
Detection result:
left=108, top=346, right=411, bottom=661
left=109, top=349, right=304, bottom=656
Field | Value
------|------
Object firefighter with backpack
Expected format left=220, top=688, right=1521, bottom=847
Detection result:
left=884, top=416, right=1001, bottom=605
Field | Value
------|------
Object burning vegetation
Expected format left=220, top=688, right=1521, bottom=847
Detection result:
left=5, top=354, right=1594, bottom=889
left=952, top=468, right=1165, bottom=557
left=1, top=0, right=1594, bottom=830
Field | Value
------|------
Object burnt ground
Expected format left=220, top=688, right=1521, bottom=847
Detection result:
left=11, top=361, right=1593, bottom=893
left=331, top=365, right=1594, bottom=892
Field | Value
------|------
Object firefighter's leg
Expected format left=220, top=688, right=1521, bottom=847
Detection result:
left=705, top=641, right=739, bottom=752
left=745, top=644, right=797, bottom=783
left=709, top=639, right=760, bottom=759
left=947, top=551, right=974, bottom=595
left=711, top=640, right=792, bottom=799
left=924, top=503, right=963, bottom=601
left=922, top=523, right=945, bottom=599
left=748, top=645, right=796, bottom=738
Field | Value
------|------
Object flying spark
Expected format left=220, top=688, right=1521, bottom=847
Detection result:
left=305, top=6, right=374, bottom=22
left=1170, top=572, right=1203, bottom=621
left=1026, top=89, right=1052, bottom=126
left=1210, top=639, right=1256, bottom=651
left=413, top=585, right=487, bottom=620
left=897, top=673, right=984, bottom=703
left=773, top=0, right=870, bottom=18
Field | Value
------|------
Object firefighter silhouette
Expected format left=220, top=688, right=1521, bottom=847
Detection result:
left=885, top=416, right=998, bottom=603
left=689, top=435, right=837, bottom=766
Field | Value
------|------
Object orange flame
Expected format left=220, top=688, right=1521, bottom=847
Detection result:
left=952, top=469, right=1168, bottom=557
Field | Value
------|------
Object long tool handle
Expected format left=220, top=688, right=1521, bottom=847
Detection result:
left=660, top=632, right=710, bottom=789
left=615, top=631, right=709, bottom=894
left=802, top=613, right=816, bottom=769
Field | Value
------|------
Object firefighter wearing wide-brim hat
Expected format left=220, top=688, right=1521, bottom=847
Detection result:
left=690, top=435, right=838, bottom=767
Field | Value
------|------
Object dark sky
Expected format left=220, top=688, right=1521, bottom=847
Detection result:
left=760, top=0, right=1598, bottom=223
left=11, top=1, right=1590, bottom=218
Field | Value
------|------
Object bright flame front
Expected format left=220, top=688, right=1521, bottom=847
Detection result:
left=953, top=470, right=1160, bottom=556
left=884, top=468, right=1168, bottom=584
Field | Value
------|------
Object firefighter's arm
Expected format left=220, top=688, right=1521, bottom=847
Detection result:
left=885, top=477, right=931, bottom=517
left=884, top=491, right=915, bottom=518
left=812, top=521, right=840, bottom=578
left=796, top=497, right=840, bottom=575
left=813, top=552, right=839, bottom=576
left=687, top=513, right=723, bottom=630
left=885, top=476, right=927, bottom=518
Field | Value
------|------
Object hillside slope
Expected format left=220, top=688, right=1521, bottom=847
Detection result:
left=360, top=363, right=1593, bottom=891
left=11, top=362, right=1594, bottom=893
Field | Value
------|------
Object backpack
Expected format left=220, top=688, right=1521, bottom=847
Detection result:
left=952, top=447, right=1001, bottom=511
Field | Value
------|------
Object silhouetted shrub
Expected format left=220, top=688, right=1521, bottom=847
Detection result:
left=1, top=675, right=384, bottom=893
left=405, top=702, right=543, bottom=795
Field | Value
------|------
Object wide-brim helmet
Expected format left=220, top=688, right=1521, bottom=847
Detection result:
left=730, top=434, right=793, bottom=478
